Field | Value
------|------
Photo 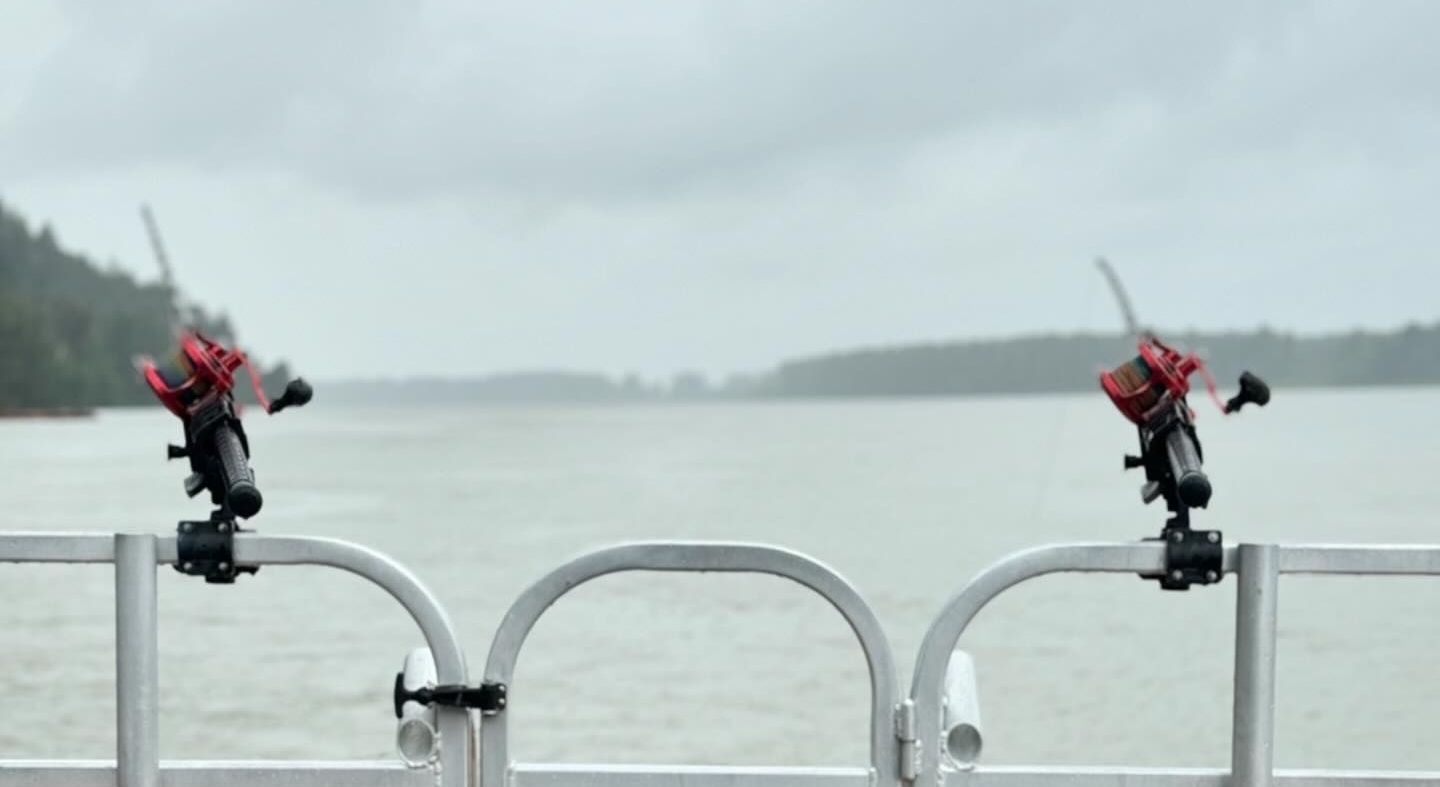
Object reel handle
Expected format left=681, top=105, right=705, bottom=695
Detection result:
left=1224, top=371, right=1271, bottom=414
left=267, top=378, right=313, bottom=414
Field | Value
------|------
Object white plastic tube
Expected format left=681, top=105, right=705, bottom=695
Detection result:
left=941, top=649, right=983, bottom=770
left=396, top=647, right=440, bottom=768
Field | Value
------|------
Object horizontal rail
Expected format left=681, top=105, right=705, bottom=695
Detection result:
left=0, top=533, right=149, bottom=563
left=0, top=761, right=433, bottom=787
left=6, top=762, right=1438, bottom=787
left=10, top=535, right=1432, bottom=574
left=510, top=764, right=875, bottom=787
left=1274, top=544, right=1440, bottom=574
left=962, top=766, right=1440, bottom=787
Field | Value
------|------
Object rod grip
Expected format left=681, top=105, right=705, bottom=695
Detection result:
left=1164, top=427, right=1211, bottom=508
left=212, top=423, right=262, bottom=518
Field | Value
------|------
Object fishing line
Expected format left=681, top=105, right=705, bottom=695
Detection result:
left=1019, top=266, right=1103, bottom=526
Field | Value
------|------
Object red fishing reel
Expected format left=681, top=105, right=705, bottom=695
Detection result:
left=140, top=330, right=312, bottom=583
left=139, top=331, right=270, bottom=418
left=1099, top=333, right=1228, bottom=425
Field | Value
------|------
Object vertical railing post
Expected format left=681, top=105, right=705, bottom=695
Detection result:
left=1230, top=543, right=1279, bottom=787
left=115, top=534, right=160, bottom=787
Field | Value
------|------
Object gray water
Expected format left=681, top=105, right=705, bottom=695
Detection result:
left=2, top=390, right=1438, bottom=770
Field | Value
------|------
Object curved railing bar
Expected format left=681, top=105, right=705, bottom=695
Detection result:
left=233, top=536, right=468, bottom=684
left=0, top=533, right=473, bottom=787
left=908, top=540, right=1440, bottom=787
left=479, top=541, right=901, bottom=787
left=908, top=542, right=1229, bottom=787
left=233, top=537, right=472, bottom=787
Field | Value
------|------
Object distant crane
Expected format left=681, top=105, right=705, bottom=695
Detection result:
left=140, top=203, right=185, bottom=334
left=138, top=204, right=267, bottom=403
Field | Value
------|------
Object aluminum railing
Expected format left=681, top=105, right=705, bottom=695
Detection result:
left=0, top=532, right=471, bottom=787
left=910, top=541, right=1440, bottom=787
left=478, top=541, right=903, bottom=787
left=4, top=533, right=1440, bottom=787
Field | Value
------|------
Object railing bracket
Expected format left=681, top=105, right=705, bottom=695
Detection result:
left=895, top=699, right=919, bottom=783
left=175, top=511, right=258, bottom=584
left=1139, top=524, right=1223, bottom=591
left=393, top=674, right=508, bottom=716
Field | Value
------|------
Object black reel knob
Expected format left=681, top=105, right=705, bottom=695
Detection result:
left=1224, top=371, right=1271, bottom=413
left=268, top=378, right=314, bottom=414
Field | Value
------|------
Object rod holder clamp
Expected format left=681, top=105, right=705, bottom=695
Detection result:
left=1139, top=525, right=1223, bottom=591
left=175, top=511, right=258, bottom=584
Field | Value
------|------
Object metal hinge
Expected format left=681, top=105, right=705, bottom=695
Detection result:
left=895, top=699, right=920, bottom=783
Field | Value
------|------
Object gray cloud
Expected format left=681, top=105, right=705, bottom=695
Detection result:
left=7, top=1, right=1383, bottom=204
left=3, top=1, right=1438, bottom=378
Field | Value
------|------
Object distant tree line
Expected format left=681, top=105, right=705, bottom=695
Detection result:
left=323, top=369, right=744, bottom=405
left=0, top=200, right=290, bottom=409
left=747, top=324, right=1440, bottom=398
left=325, top=323, right=1440, bottom=406
left=4, top=198, right=1437, bottom=408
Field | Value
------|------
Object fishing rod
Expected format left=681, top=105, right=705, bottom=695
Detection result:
left=1093, top=258, right=1271, bottom=590
left=1093, top=257, right=1143, bottom=338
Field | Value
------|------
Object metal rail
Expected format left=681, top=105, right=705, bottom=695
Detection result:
left=6, top=534, right=1440, bottom=787
left=479, top=541, right=903, bottom=787
left=504, top=764, right=1440, bottom=787
left=115, top=535, right=160, bottom=787
left=0, top=761, right=434, bottom=787
left=910, top=541, right=1440, bottom=787
left=947, top=766, right=1440, bottom=787
left=0, top=532, right=472, bottom=787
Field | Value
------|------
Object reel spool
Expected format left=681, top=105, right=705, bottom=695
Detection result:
left=140, top=332, right=253, bottom=417
left=1099, top=334, right=1220, bottom=424
left=139, top=330, right=311, bottom=417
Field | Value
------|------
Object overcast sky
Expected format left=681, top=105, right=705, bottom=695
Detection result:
left=2, top=1, right=1437, bottom=380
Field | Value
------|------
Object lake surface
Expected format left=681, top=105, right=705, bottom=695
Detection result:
left=2, top=389, right=1437, bottom=770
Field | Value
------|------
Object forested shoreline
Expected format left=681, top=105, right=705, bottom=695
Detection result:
left=3, top=199, right=1437, bottom=409
left=0, top=200, right=289, bottom=410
